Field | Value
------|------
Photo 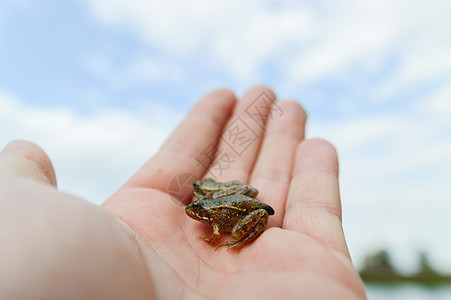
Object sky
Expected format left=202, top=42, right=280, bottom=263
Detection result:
left=1, top=0, right=450, bottom=273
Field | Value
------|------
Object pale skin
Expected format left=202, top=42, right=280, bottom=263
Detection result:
left=0, top=86, right=366, bottom=299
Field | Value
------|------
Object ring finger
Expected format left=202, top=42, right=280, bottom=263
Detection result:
left=249, top=101, right=307, bottom=227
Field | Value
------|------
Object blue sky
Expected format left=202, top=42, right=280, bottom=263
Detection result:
left=1, top=0, right=451, bottom=273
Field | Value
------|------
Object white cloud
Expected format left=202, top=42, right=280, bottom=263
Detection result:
left=83, top=54, right=184, bottom=90
left=417, top=84, right=451, bottom=120
left=0, top=92, right=181, bottom=204
left=84, top=0, right=318, bottom=80
left=84, top=0, right=451, bottom=93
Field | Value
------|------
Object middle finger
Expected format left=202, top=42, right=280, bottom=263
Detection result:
left=250, top=100, right=307, bottom=227
left=204, top=86, right=277, bottom=183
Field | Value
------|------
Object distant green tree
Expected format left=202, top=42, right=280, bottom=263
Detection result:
left=418, top=251, right=434, bottom=275
left=360, top=249, right=398, bottom=276
left=360, top=250, right=451, bottom=285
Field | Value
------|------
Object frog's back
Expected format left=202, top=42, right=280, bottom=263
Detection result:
left=193, top=178, right=244, bottom=198
left=204, top=195, right=274, bottom=215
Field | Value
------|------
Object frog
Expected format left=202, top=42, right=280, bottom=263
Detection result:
left=192, top=177, right=258, bottom=200
left=186, top=178, right=274, bottom=249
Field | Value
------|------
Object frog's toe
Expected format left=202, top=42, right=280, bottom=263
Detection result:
left=216, top=240, right=246, bottom=250
left=201, top=232, right=209, bottom=241
left=201, top=232, right=214, bottom=244
left=201, top=230, right=222, bottom=245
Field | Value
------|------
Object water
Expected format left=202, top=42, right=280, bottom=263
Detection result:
left=366, top=283, right=451, bottom=300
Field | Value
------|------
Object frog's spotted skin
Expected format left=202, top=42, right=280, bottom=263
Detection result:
left=186, top=179, right=274, bottom=249
left=192, top=178, right=258, bottom=200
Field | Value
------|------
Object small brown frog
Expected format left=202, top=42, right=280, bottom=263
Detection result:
left=186, top=179, right=274, bottom=249
left=192, top=178, right=258, bottom=200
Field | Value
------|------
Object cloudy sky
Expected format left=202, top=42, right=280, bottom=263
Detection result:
left=1, top=0, right=450, bottom=272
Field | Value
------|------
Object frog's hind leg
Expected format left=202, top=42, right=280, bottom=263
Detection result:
left=211, top=185, right=258, bottom=199
left=217, top=209, right=268, bottom=250
left=211, top=185, right=244, bottom=199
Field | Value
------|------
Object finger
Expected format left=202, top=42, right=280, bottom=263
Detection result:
left=283, top=139, right=350, bottom=257
left=0, top=140, right=57, bottom=187
left=122, top=88, right=236, bottom=198
left=250, top=101, right=307, bottom=227
left=207, top=85, right=277, bottom=182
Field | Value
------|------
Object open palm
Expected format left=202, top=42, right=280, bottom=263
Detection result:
left=102, top=86, right=365, bottom=299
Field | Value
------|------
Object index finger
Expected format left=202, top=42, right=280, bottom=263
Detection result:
left=122, top=89, right=236, bottom=199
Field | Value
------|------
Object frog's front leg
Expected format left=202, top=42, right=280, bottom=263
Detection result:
left=218, top=209, right=268, bottom=249
left=202, top=223, right=222, bottom=245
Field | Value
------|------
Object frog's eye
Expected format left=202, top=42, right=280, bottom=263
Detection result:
left=265, top=205, right=275, bottom=215
left=193, top=180, right=201, bottom=187
left=190, top=201, right=203, bottom=210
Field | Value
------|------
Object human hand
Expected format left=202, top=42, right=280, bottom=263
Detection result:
left=104, top=86, right=366, bottom=299
left=0, top=86, right=366, bottom=299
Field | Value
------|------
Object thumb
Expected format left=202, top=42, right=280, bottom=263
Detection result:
left=0, top=140, right=57, bottom=187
